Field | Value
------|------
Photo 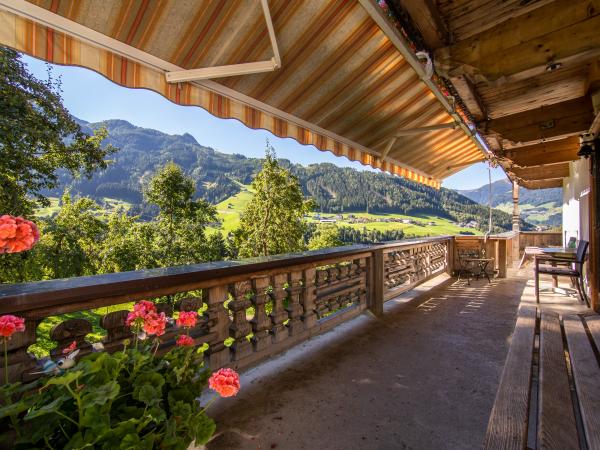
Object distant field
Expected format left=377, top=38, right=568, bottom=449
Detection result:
left=211, top=185, right=481, bottom=237
left=38, top=189, right=482, bottom=238
left=495, top=201, right=561, bottom=225
left=213, top=184, right=255, bottom=233
left=306, top=212, right=481, bottom=237
left=36, top=196, right=132, bottom=219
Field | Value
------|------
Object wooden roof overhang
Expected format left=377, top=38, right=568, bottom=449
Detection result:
left=0, top=0, right=495, bottom=189
left=391, top=0, right=600, bottom=189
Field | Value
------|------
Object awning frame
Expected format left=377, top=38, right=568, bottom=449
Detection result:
left=0, top=0, right=490, bottom=187
left=165, top=0, right=281, bottom=82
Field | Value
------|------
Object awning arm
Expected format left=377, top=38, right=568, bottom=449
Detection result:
left=165, top=0, right=281, bottom=82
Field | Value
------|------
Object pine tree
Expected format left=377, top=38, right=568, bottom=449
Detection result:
left=235, top=144, right=313, bottom=258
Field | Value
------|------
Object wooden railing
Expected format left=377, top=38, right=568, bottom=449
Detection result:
left=0, top=237, right=453, bottom=382
left=518, top=231, right=562, bottom=252
left=453, top=232, right=520, bottom=277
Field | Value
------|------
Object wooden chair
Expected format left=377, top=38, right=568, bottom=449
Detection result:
left=455, top=238, right=494, bottom=284
left=534, top=240, right=589, bottom=303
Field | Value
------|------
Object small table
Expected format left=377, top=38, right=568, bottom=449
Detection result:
left=462, top=257, right=494, bottom=283
left=537, top=247, right=577, bottom=289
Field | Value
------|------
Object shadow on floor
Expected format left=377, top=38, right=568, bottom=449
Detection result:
left=206, top=274, right=529, bottom=450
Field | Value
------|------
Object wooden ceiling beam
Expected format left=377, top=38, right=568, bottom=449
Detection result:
left=433, top=0, right=600, bottom=82
left=519, top=178, right=565, bottom=190
left=480, top=96, right=594, bottom=144
left=436, top=0, right=555, bottom=42
left=503, top=136, right=581, bottom=167
left=394, top=0, right=448, bottom=49
left=449, top=75, right=487, bottom=121
left=509, top=162, right=571, bottom=181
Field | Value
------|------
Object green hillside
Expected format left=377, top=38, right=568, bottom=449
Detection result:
left=46, top=118, right=524, bottom=234
left=210, top=184, right=481, bottom=237
left=457, top=179, right=562, bottom=227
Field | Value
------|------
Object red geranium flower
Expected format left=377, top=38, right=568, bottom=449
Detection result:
left=0, top=315, right=25, bottom=338
left=176, top=335, right=194, bottom=347
left=208, top=368, right=240, bottom=398
left=142, top=311, right=167, bottom=336
left=125, top=300, right=158, bottom=328
left=0, top=215, right=39, bottom=254
left=176, top=311, right=198, bottom=329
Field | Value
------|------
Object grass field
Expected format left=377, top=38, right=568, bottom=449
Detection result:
left=211, top=184, right=481, bottom=237
left=495, top=201, right=561, bottom=225
left=38, top=187, right=482, bottom=238
left=36, top=196, right=133, bottom=219
left=213, top=184, right=255, bottom=233
left=309, top=212, right=481, bottom=237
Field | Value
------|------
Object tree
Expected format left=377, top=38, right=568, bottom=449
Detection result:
left=0, top=46, right=116, bottom=215
left=308, top=224, right=343, bottom=250
left=144, top=162, right=220, bottom=267
left=235, top=144, right=313, bottom=258
left=97, top=212, right=143, bottom=274
left=26, top=193, right=107, bottom=280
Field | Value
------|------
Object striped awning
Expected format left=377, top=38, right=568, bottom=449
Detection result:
left=0, top=0, right=488, bottom=188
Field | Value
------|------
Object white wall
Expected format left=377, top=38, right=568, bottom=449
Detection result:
left=563, top=158, right=591, bottom=245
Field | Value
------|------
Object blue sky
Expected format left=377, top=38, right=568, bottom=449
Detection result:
left=23, top=55, right=505, bottom=190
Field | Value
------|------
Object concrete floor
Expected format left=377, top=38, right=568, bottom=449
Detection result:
left=205, top=268, right=589, bottom=450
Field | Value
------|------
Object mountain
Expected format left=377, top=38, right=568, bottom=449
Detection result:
left=53, top=118, right=525, bottom=232
left=457, top=179, right=562, bottom=227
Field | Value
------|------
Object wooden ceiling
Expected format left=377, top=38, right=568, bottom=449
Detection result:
left=394, top=0, right=600, bottom=189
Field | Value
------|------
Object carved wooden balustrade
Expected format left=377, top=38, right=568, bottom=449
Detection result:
left=381, top=239, right=449, bottom=301
left=0, top=238, right=453, bottom=383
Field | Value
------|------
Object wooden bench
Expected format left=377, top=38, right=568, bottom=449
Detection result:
left=484, top=305, right=600, bottom=449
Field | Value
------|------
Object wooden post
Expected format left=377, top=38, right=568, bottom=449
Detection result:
left=512, top=181, right=520, bottom=232
left=590, top=143, right=600, bottom=311
left=498, top=240, right=508, bottom=278
left=446, top=238, right=454, bottom=275
left=302, top=267, right=317, bottom=328
left=250, top=276, right=272, bottom=352
left=207, top=285, right=231, bottom=368
left=370, top=248, right=385, bottom=316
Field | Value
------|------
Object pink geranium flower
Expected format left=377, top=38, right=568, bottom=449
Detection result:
left=176, top=335, right=194, bottom=347
left=0, top=315, right=25, bottom=338
left=62, top=340, right=77, bottom=354
left=208, top=368, right=240, bottom=398
left=176, top=311, right=198, bottom=329
left=125, top=300, right=157, bottom=328
left=0, top=215, right=39, bottom=254
left=142, top=311, right=167, bottom=336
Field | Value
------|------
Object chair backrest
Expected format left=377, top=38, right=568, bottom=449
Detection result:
left=575, top=240, right=589, bottom=266
left=456, top=238, right=481, bottom=261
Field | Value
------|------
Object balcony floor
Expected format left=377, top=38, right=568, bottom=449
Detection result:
left=205, top=268, right=589, bottom=450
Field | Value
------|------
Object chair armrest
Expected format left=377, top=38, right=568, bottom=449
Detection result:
left=534, top=255, right=573, bottom=264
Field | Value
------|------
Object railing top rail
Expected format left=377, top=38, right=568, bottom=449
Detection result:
left=371, top=235, right=452, bottom=250
left=0, top=236, right=453, bottom=315
left=454, top=231, right=518, bottom=240
left=0, top=244, right=372, bottom=313
left=519, top=231, right=562, bottom=234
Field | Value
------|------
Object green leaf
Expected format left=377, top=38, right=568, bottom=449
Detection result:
left=119, top=434, right=140, bottom=449
left=134, top=385, right=160, bottom=407
left=45, top=370, right=82, bottom=387
left=80, top=407, right=110, bottom=431
left=24, top=395, right=71, bottom=421
left=0, top=399, right=31, bottom=419
left=146, top=406, right=166, bottom=424
left=191, top=413, right=216, bottom=446
left=81, top=380, right=120, bottom=407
